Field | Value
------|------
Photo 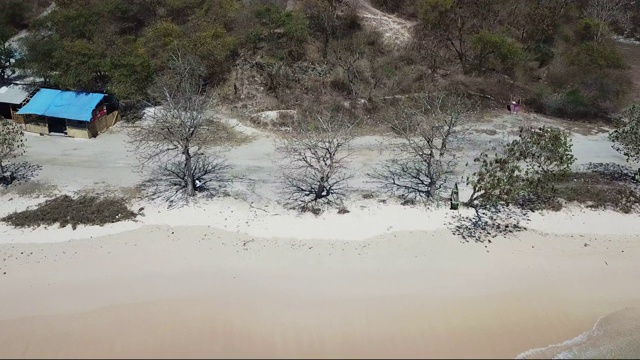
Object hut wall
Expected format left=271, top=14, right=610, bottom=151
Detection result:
left=10, top=106, right=25, bottom=125
left=66, top=120, right=90, bottom=139
left=24, top=115, right=48, bottom=134
left=89, top=110, right=120, bottom=138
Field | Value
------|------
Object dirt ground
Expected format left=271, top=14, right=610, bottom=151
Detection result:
left=6, top=110, right=630, bottom=206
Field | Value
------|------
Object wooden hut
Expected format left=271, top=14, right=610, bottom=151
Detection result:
left=16, top=89, right=120, bottom=138
left=0, top=85, right=31, bottom=126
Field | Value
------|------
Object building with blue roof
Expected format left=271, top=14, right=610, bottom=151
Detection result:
left=16, top=88, right=120, bottom=138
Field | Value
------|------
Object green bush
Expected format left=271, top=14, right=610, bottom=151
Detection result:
left=245, top=4, right=309, bottom=61
left=568, top=42, right=626, bottom=70
left=576, top=17, right=606, bottom=43
left=470, top=31, right=528, bottom=75
left=531, top=42, right=555, bottom=67
left=532, top=67, right=631, bottom=119
left=0, top=0, right=32, bottom=30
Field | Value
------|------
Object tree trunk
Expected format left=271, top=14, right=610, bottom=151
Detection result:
left=323, top=31, right=329, bottom=60
left=0, top=161, right=4, bottom=177
left=184, top=148, right=196, bottom=197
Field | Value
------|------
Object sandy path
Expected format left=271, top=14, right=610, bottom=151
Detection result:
left=350, top=0, right=415, bottom=48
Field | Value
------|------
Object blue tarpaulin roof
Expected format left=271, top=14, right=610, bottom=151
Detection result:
left=17, top=89, right=105, bottom=122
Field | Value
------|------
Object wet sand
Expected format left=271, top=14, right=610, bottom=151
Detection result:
left=1, top=226, right=639, bottom=358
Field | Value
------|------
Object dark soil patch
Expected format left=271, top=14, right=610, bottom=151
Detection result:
left=2, top=195, right=138, bottom=229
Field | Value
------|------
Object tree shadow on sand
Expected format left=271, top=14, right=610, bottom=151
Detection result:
left=138, top=167, right=254, bottom=210
left=585, top=162, right=638, bottom=185
left=448, top=206, right=531, bottom=243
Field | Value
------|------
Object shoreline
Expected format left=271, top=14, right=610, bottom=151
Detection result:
left=1, top=225, right=639, bottom=358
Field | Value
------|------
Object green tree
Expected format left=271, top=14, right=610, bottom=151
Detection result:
left=20, top=32, right=63, bottom=85
left=186, top=22, right=237, bottom=83
left=138, top=20, right=184, bottom=72
left=609, top=105, right=640, bottom=178
left=417, top=0, right=500, bottom=72
left=470, top=31, right=527, bottom=75
left=0, top=25, right=17, bottom=84
left=0, top=0, right=33, bottom=30
left=568, top=42, right=626, bottom=70
left=54, top=39, right=109, bottom=91
left=106, top=47, right=154, bottom=102
left=467, top=126, right=576, bottom=209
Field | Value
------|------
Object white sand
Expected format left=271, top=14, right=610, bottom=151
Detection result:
left=0, top=223, right=639, bottom=358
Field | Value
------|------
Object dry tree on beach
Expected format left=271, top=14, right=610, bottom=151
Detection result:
left=276, top=107, right=357, bottom=212
left=129, top=49, right=234, bottom=205
left=369, top=92, right=477, bottom=203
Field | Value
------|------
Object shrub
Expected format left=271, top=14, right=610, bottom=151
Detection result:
left=568, top=42, right=626, bottom=70
left=532, top=60, right=631, bottom=119
left=467, top=126, right=576, bottom=210
left=470, top=31, right=528, bottom=75
left=552, top=172, right=640, bottom=213
left=576, top=17, right=607, bottom=43
left=243, top=4, right=309, bottom=61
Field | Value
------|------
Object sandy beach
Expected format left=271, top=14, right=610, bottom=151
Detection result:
left=1, top=205, right=639, bottom=358
left=0, top=109, right=639, bottom=358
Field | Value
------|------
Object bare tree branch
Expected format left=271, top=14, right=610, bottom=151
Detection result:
left=369, top=92, right=478, bottom=203
left=585, top=0, right=635, bottom=38
left=276, top=106, right=357, bottom=211
left=128, top=48, right=233, bottom=205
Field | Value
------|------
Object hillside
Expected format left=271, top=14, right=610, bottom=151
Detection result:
left=2, top=0, right=640, bottom=124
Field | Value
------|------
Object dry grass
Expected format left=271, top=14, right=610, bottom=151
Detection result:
left=1, top=195, right=139, bottom=230
left=551, top=172, right=640, bottom=213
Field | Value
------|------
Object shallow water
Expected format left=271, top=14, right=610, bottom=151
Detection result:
left=517, top=308, right=640, bottom=359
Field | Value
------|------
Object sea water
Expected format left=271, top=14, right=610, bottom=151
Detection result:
left=516, top=308, right=640, bottom=359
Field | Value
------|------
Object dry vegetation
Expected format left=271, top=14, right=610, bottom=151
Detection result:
left=1, top=195, right=139, bottom=230
left=3, top=0, right=636, bottom=124
left=552, top=172, right=640, bottom=213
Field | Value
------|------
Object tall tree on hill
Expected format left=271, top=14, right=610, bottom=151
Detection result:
left=0, top=25, right=17, bottom=85
left=129, top=49, right=233, bottom=203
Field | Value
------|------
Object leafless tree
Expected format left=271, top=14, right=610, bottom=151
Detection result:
left=129, top=50, right=233, bottom=205
left=276, top=107, right=356, bottom=211
left=585, top=0, right=635, bottom=39
left=369, top=92, right=477, bottom=203
left=329, top=31, right=376, bottom=99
